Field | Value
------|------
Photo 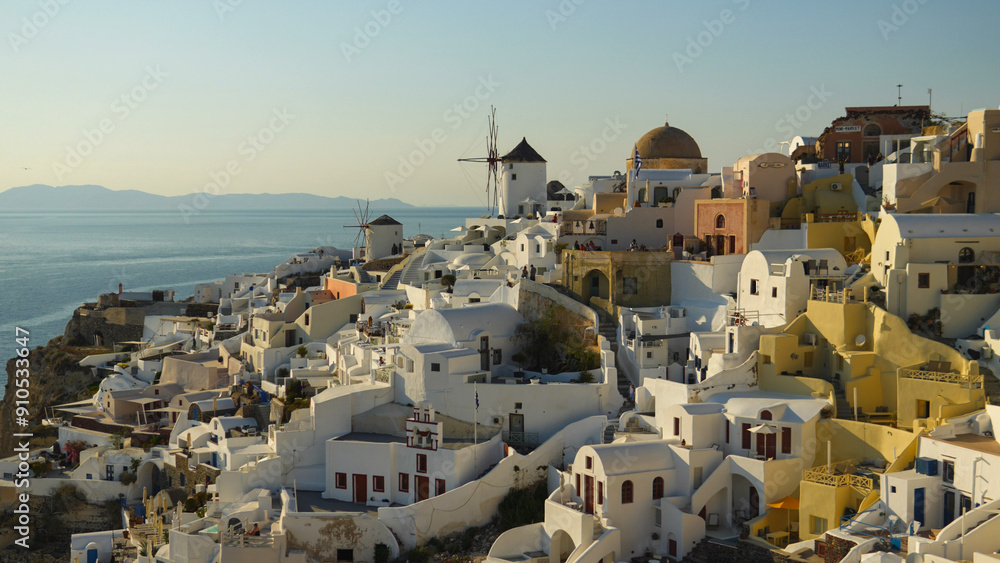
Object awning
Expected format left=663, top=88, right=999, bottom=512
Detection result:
left=127, top=397, right=163, bottom=405
left=749, top=424, right=777, bottom=435
left=767, top=496, right=800, bottom=510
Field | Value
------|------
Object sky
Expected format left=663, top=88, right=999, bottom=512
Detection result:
left=2, top=0, right=999, bottom=208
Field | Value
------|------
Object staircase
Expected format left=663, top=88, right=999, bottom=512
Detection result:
left=595, top=308, right=634, bottom=415
left=684, top=539, right=711, bottom=563
left=602, top=418, right=617, bottom=444
left=834, top=384, right=853, bottom=419
left=380, top=268, right=403, bottom=290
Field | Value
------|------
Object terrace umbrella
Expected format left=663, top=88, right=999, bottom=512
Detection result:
left=748, top=424, right=777, bottom=458
left=767, top=496, right=800, bottom=536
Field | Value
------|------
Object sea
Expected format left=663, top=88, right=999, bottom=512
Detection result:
left=0, top=207, right=480, bottom=396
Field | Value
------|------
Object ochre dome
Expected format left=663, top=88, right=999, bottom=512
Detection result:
left=635, top=122, right=702, bottom=159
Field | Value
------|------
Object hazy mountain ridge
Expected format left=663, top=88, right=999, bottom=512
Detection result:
left=0, top=184, right=415, bottom=210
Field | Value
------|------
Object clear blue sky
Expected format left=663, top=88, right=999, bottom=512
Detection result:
left=2, top=0, right=998, bottom=207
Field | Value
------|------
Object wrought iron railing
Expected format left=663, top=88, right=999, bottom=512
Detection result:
left=502, top=431, right=539, bottom=447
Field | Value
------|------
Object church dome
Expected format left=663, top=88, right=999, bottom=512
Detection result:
left=636, top=121, right=702, bottom=159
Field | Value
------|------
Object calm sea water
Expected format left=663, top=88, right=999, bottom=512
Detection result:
left=0, top=207, right=478, bottom=395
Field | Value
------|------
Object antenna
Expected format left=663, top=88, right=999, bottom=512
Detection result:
left=457, top=105, right=501, bottom=216
left=897, top=84, right=903, bottom=106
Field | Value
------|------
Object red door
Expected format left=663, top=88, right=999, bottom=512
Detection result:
left=584, top=475, right=594, bottom=514
left=415, top=476, right=430, bottom=502
left=353, top=474, right=367, bottom=503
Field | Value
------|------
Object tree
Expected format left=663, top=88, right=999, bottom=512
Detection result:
left=440, top=274, right=457, bottom=293
left=296, top=345, right=308, bottom=358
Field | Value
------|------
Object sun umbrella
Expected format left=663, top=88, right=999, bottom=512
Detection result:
left=767, top=496, right=800, bottom=538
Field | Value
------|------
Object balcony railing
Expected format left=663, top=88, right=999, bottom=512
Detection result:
left=802, top=458, right=873, bottom=496
left=900, top=368, right=982, bottom=388
left=502, top=431, right=539, bottom=447
left=223, top=531, right=275, bottom=548
left=374, top=367, right=392, bottom=383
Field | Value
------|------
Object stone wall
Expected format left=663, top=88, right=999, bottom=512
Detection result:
left=65, top=310, right=144, bottom=347
left=164, top=452, right=221, bottom=495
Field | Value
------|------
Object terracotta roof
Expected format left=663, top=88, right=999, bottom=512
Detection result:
left=502, top=137, right=546, bottom=163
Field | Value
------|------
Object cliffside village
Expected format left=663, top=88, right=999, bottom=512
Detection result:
left=10, top=104, right=1000, bottom=563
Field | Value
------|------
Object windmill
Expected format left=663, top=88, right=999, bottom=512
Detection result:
left=343, top=198, right=374, bottom=261
left=458, top=105, right=501, bottom=216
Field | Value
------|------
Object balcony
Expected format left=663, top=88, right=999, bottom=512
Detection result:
left=802, top=458, right=874, bottom=496
left=899, top=362, right=981, bottom=389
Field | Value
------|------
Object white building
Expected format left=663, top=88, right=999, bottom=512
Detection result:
left=872, top=213, right=1000, bottom=337
left=500, top=138, right=547, bottom=218
left=366, top=214, right=404, bottom=261
left=737, top=249, right=848, bottom=328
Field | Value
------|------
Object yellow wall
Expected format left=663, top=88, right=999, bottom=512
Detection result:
left=798, top=480, right=863, bottom=541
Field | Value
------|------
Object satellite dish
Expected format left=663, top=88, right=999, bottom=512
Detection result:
left=855, top=335, right=867, bottom=346
left=613, top=207, right=624, bottom=217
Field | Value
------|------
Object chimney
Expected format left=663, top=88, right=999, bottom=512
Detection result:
left=118, top=283, right=123, bottom=295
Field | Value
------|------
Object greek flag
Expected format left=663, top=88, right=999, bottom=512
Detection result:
left=633, top=144, right=642, bottom=179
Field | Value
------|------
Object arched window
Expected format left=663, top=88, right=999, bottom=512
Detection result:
left=653, top=477, right=664, bottom=500
left=959, top=247, right=975, bottom=263
left=760, top=410, right=772, bottom=420
left=656, top=219, right=664, bottom=228
left=622, top=480, right=633, bottom=504
left=715, top=214, right=726, bottom=229
left=863, top=123, right=882, bottom=137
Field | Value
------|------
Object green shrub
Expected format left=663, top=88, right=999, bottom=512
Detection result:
left=407, top=546, right=431, bottom=563
left=374, top=543, right=391, bottom=563
left=497, top=482, right=547, bottom=531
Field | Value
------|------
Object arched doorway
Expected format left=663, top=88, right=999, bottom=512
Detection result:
left=137, top=461, right=161, bottom=497
left=732, top=474, right=760, bottom=521
left=549, top=530, right=576, bottom=563
left=582, top=269, right=610, bottom=305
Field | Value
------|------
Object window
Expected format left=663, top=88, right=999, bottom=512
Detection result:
left=742, top=423, right=751, bottom=449
left=416, top=454, right=427, bottom=473
left=673, top=417, right=680, bottom=436
left=536, top=244, right=540, bottom=253
left=959, top=247, right=975, bottom=263
left=598, top=481, right=604, bottom=504
left=586, top=456, right=593, bottom=470
left=623, top=277, right=638, bottom=295
left=305, top=314, right=310, bottom=326
left=715, top=214, right=726, bottom=229
left=399, top=473, right=409, bottom=492
left=656, top=219, right=663, bottom=228
left=521, top=244, right=525, bottom=251
left=918, top=273, right=930, bottom=288
left=336, top=473, right=347, bottom=489
left=430, top=363, right=440, bottom=372
left=435, top=479, right=446, bottom=496
left=373, top=476, right=385, bottom=492
left=622, top=480, right=633, bottom=504
left=337, top=549, right=354, bottom=563
left=943, top=460, right=955, bottom=484
left=647, top=351, right=652, bottom=359
left=512, top=173, right=517, bottom=181
left=863, top=123, right=882, bottom=137
left=514, top=402, right=522, bottom=410
left=772, top=287, right=778, bottom=298
left=835, top=141, right=851, bottom=162
left=891, top=486, right=897, bottom=493
left=760, top=410, right=772, bottom=421
left=750, top=279, right=759, bottom=295
left=781, top=427, right=791, bottom=454
left=811, top=516, right=828, bottom=535
left=653, top=477, right=664, bottom=500
left=725, top=422, right=730, bottom=443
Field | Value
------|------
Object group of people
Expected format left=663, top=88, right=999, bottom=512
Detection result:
left=628, top=239, right=648, bottom=252
left=573, top=241, right=598, bottom=251
left=520, top=264, right=537, bottom=281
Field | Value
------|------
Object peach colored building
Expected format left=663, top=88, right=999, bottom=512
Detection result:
left=325, top=277, right=359, bottom=299
left=694, top=198, right=769, bottom=256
